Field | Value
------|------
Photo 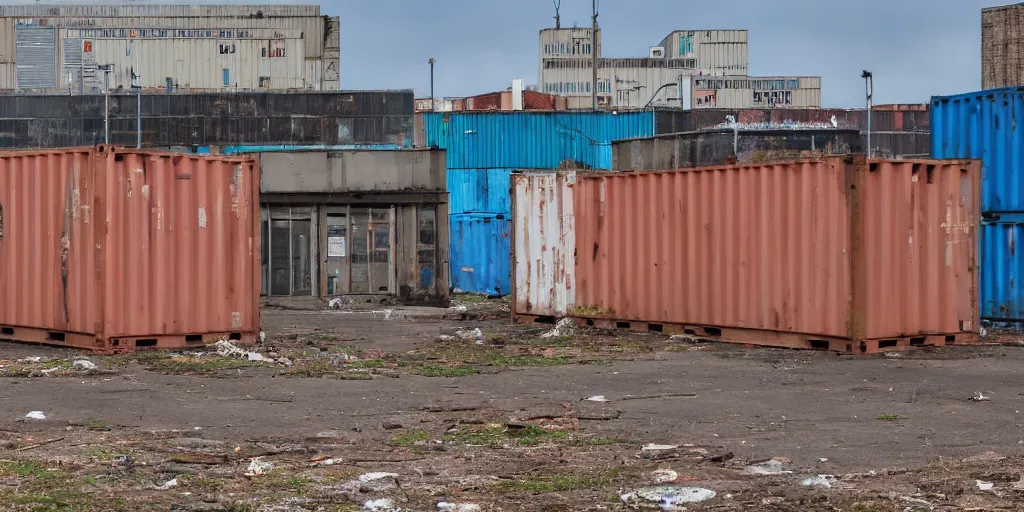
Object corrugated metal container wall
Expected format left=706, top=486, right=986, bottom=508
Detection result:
left=512, top=172, right=575, bottom=317
left=979, top=217, right=1024, bottom=322
left=516, top=158, right=980, bottom=348
left=931, top=87, right=1024, bottom=212
left=424, top=112, right=654, bottom=170
left=447, top=168, right=513, bottom=215
left=450, top=214, right=510, bottom=296
left=0, top=18, right=14, bottom=62
left=0, top=147, right=260, bottom=353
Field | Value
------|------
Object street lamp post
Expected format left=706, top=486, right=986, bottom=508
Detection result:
left=861, top=70, right=873, bottom=158
left=428, top=58, right=435, bottom=112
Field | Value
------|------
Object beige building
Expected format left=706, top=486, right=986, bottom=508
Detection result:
left=0, top=4, right=339, bottom=93
left=538, top=28, right=749, bottom=109
left=691, top=76, right=821, bottom=108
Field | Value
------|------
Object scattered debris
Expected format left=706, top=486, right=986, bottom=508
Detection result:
left=154, top=478, right=179, bottom=490
left=976, top=480, right=995, bottom=491
left=314, top=458, right=342, bottom=467
left=72, top=359, right=98, bottom=371
left=640, top=443, right=681, bottom=460
left=746, top=459, right=793, bottom=475
left=328, top=298, right=344, bottom=309
left=540, top=318, right=574, bottom=339
left=652, top=469, right=679, bottom=484
left=451, top=305, right=468, bottom=314
left=247, top=352, right=275, bottom=363
left=818, top=458, right=829, bottom=463
left=363, top=498, right=399, bottom=512
left=620, top=486, right=716, bottom=508
left=668, top=334, right=697, bottom=343
left=962, top=451, right=1006, bottom=463
left=455, top=328, right=483, bottom=342
left=436, top=335, right=455, bottom=342
left=15, top=437, right=65, bottom=452
left=642, top=444, right=680, bottom=451
left=244, top=458, right=274, bottom=477
left=761, top=497, right=785, bottom=506
left=358, top=472, right=400, bottom=493
left=24, top=411, right=46, bottom=420
left=258, top=331, right=267, bottom=343
left=437, top=503, right=481, bottom=512
left=215, top=339, right=248, bottom=358
left=800, top=475, right=836, bottom=489
left=970, top=392, right=991, bottom=402
left=584, top=395, right=611, bottom=402
left=900, top=495, right=935, bottom=509
left=111, top=455, right=134, bottom=469
left=980, top=326, right=988, bottom=338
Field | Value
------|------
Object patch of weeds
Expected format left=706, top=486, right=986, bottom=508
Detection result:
left=183, top=475, right=225, bottom=491
left=84, top=419, right=111, bottom=432
left=410, top=365, right=478, bottom=378
left=526, top=336, right=575, bottom=348
left=346, top=360, right=386, bottom=369
left=447, top=425, right=598, bottom=448
left=501, top=469, right=618, bottom=493
left=876, top=414, right=900, bottom=421
left=491, top=355, right=575, bottom=367
left=6, top=490, right=97, bottom=510
left=452, top=293, right=491, bottom=304
left=81, top=446, right=115, bottom=460
left=0, top=359, right=73, bottom=377
left=390, top=429, right=430, bottom=447
left=279, top=359, right=373, bottom=380
left=145, top=356, right=256, bottom=376
left=255, top=472, right=312, bottom=491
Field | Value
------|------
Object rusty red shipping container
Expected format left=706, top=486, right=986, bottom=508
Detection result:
left=513, top=157, right=980, bottom=353
left=0, top=146, right=260, bottom=353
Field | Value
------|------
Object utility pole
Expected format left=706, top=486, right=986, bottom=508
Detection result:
left=861, top=70, right=873, bottom=158
left=553, top=0, right=561, bottom=28
left=591, top=0, right=598, bottom=111
left=99, top=65, right=111, bottom=144
left=428, top=58, right=435, bottom=112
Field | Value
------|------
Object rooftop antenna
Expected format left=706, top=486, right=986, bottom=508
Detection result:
left=553, top=0, right=561, bottom=28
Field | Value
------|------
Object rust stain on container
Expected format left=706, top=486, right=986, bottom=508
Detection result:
left=0, top=146, right=260, bottom=353
left=514, top=156, right=980, bottom=353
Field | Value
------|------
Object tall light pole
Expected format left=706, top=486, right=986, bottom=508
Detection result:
left=591, top=0, right=598, bottom=111
left=862, top=70, right=873, bottom=158
left=428, top=57, right=435, bottom=112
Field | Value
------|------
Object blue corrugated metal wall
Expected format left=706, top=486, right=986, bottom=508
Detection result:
left=932, top=87, right=1024, bottom=323
left=932, top=87, right=1024, bottom=213
left=424, top=111, right=654, bottom=169
left=447, top=169, right=512, bottom=215
left=450, top=214, right=511, bottom=297
left=425, top=111, right=654, bottom=294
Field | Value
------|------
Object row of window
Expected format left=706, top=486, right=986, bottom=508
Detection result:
left=71, top=28, right=257, bottom=39
left=218, top=44, right=286, bottom=57
left=220, top=69, right=273, bottom=88
left=542, top=58, right=699, bottom=70
left=541, top=79, right=614, bottom=94
left=694, top=79, right=801, bottom=90
left=543, top=40, right=592, bottom=56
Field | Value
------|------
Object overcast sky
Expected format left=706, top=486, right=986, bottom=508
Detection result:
left=334, top=0, right=1008, bottom=107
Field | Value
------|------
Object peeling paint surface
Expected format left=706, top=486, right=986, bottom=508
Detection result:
left=512, top=171, right=576, bottom=317
left=0, top=148, right=260, bottom=344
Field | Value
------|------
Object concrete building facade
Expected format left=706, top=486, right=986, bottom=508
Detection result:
left=255, top=149, right=450, bottom=305
left=0, top=4, right=339, bottom=93
left=538, top=28, right=749, bottom=109
left=691, top=76, right=821, bottom=108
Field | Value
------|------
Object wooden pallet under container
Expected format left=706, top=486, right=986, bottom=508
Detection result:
left=513, top=314, right=980, bottom=355
left=0, top=324, right=257, bottom=355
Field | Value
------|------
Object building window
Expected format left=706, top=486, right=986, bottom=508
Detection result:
left=218, top=43, right=236, bottom=55
left=417, top=207, right=437, bottom=290
left=222, top=68, right=230, bottom=86
left=259, top=76, right=270, bottom=88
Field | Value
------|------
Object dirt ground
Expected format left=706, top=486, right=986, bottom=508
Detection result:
left=0, top=297, right=1023, bottom=511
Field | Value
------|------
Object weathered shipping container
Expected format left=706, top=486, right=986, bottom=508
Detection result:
left=980, top=216, right=1024, bottom=323
left=512, top=157, right=980, bottom=353
left=423, top=111, right=653, bottom=170
left=931, top=87, right=1024, bottom=212
left=0, top=146, right=260, bottom=353
left=0, top=91, right=413, bottom=149
left=450, top=213, right=510, bottom=297
left=612, top=129, right=861, bottom=171
left=447, top=168, right=513, bottom=215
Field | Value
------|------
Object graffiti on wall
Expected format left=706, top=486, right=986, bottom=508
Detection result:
left=714, top=115, right=839, bottom=131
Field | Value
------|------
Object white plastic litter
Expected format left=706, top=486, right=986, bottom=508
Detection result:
left=800, top=475, right=836, bottom=489
left=620, top=486, right=716, bottom=507
left=358, top=472, right=400, bottom=492
left=328, top=298, right=344, bottom=309
left=244, top=457, right=274, bottom=477
left=585, top=395, right=611, bottom=402
left=363, top=498, right=398, bottom=512
left=215, top=339, right=247, bottom=358
left=437, top=335, right=455, bottom=342
left=977, top=480, right=995, bottom=491
left=24, top=411, right=46, bottom=420
left=314, top=458, right=342, bottom=467
left=246, top=352, right=274, bottom=362
left=540, top=318, right=574, bottom=339
left=259, top=331, right=267, bottom=343
left=651, top=469, right=679, bottom=484
left=451, top=305, right=468, bottom=313
left=746, top=460, right=793, bottom=475
left=155, top=478, right=178, bottom=490
left=18, top=357, right=42, bottom=364
left=437, top=503, right=481, bottom=512
left=72, top=360, right=98, bottom=371
left=456, top=328, right=483, bottom=341
left=971, top=392, right=992, bottom=402
left=642, top=443, right=679, bottom=451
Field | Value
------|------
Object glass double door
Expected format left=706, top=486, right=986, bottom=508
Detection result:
left=326, top=206, right=394, bottom=295
left=261, top=206, right=315, bottom=296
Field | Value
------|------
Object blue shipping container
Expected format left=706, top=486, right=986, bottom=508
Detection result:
left=450, top=214, right=510, bottom=296
left=447, top=169, right=513, bottom=215
left=424, top=111, right=654, bottom=170
left=981, top=216, right=1024, bottom=323
left=931, top=87, right=1024, bottom=212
